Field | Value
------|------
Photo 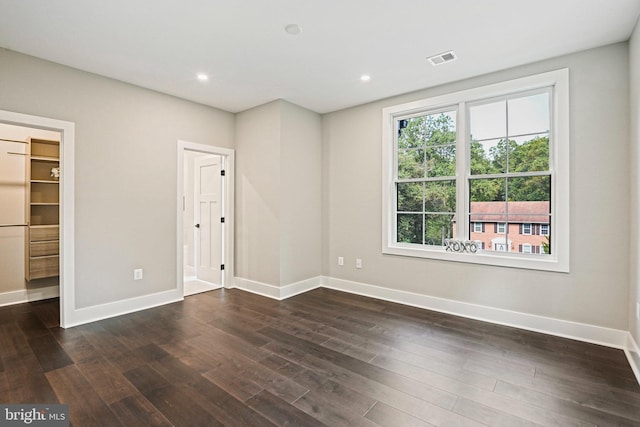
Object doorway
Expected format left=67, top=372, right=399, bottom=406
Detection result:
left=0, top=109, right=75, bottom=328
left=177, top=141, right=234, bottom=297
left=0, top=123, right=62, bottom=299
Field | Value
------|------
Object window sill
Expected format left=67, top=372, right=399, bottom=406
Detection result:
left=384, top=244, right=569, bottom=273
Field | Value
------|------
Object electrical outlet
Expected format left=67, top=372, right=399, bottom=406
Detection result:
left=356, top=258, right=362, bottom=269
left=338, top=257, right=344, bottom=266
left=134, top=268, right=143, bottom=280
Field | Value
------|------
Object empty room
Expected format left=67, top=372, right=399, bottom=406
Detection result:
left=1, top=0, right=640, bottom=425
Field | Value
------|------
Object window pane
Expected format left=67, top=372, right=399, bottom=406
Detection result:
left=397, top=182, right=423, bottom=212
left=398, top=111, right=456, bottom=149
left=398, top=149, right=425, bottom=179
left=506, top=176, right=551, bottom=255
left=424, top=180, right=456, bottom=213
left=424, top=214, right=454, bottom=246
left=470, top=138, right=505, bottom=175
left=508, top=175, right=550, bottom=202
left=508, top=92, right=550, bottom=136
left=469, top=177, right=506, bottom=204
left=426, top=144, right=456, bottom=177
left=509, top=134, right=549, bottom=173
left=469, top=179, right=507, bottom=249
left=397, top=118, right=424, bottom=149
left=470, top=100, right=506, bottom=140
left=397, top=214, right=423, bottom=244
left=425, top=111, right=457, bottom=146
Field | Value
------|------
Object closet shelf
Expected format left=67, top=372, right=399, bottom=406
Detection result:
left=30, top=202, right=59, bottom=206
left=31, top=155, right=59, bottom=162
left=31, top=179, right=59, bottom=184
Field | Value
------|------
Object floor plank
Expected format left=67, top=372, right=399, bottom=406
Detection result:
left=246, top=389, right=327, bottom=427
left=46, top=364, right=122, bottom=426
left=364, top=401, right=437, bottom=427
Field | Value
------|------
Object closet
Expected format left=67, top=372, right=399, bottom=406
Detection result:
left=0, top=124, right=60, bottom=298
left=26, top=138, right=60, bottom=280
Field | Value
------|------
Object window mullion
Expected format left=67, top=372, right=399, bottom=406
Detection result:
left=456, top=101, right=468, bottom=240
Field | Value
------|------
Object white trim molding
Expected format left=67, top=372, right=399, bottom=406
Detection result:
left=0, top=286, right=59, bottom=307
left=63, top=289, right=182, bottom=328
left=232, top=276, right=322, bottom=300
left=626, top=333, right=640, bottom=385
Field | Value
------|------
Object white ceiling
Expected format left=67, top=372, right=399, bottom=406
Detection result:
left=1, top=0, right=639, bottom=114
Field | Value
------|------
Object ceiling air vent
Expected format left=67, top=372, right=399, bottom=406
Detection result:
left=427, top=51, right=457, bottom=66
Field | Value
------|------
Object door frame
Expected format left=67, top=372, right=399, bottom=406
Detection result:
left=0, top=109, right=75, bottom=328
left=177, top=140, right=234, bottom=294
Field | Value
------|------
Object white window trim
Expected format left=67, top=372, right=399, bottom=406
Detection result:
left=522, top=243, right=533, bottom=254
left=522, top=223, right=532, bottom=235
left=381, top=69, right=570, bottom=273
left=473, top=222, right=483, bottom=233
left=497, top=223, right=507, bottom=234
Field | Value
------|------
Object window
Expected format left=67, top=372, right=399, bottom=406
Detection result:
left=396, top=110, right=457, bottom=245
left=540, top=224, right=549, bottom=236
left=382, top=70, right=570, bottom=272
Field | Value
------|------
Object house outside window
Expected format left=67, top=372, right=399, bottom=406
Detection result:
left=382, top=70, right=570, bottom=272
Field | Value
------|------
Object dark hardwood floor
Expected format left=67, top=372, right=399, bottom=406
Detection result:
left=1, top=287, right=639, bottom=426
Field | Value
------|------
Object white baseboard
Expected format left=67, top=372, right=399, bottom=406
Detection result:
left=321, top=276, right=629, bottom=350
left=233, top=276, right=322, bottom=300
left=626, top=333, right=640, bottom=385
left=280, top=276, right=323, bottom=299
left=232, top=277, right=280, bottom=299
left=0, top=285, right=59, bottom=307
left=62, top=289, right=183, bottom=328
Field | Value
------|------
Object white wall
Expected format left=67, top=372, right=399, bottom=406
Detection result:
left=0, top=49, right=235, bottom=310
left=323, top=43, right=630, bottom=330
left=280, top=101, right=322, bottom=285
left=235, top=100, right=322, bottom=287
left=235, top=101, right=282, bottom=286
left=630, top=19, right=640, bottom=348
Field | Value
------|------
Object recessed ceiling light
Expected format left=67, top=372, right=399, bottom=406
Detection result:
left=197, top=73, right=209, bottom=81
left=360, top=75, right=371, bottom=82
left=427, top=50, right=457, bottom=66
left=285, top=24, right=302, bottom=35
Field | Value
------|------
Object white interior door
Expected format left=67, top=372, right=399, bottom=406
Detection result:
left=194, top=155, right=222, bottom=285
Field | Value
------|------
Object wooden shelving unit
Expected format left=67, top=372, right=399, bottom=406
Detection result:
left=26, top=138, right=59, bottom=281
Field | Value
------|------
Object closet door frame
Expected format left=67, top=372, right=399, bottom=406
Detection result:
left=0, top=110, right=75, bottom=328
